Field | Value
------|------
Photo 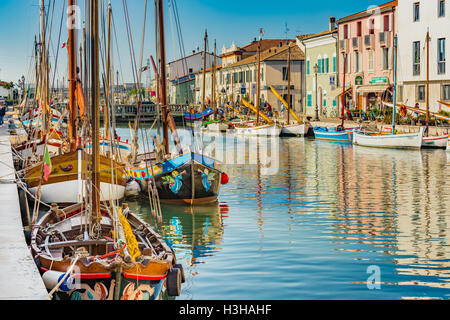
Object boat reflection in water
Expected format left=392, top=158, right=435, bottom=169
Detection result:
left=126, top=200, right=227, bottom=299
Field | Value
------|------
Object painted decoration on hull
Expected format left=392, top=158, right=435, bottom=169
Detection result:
left=198, top=168, right=216, bottom=192
left=162, top=170, right=187, bottom=194
left=53, top=277, right=164, bottom=300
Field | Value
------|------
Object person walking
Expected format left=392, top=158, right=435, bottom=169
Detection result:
left=0, top=106, right=6, bottom=125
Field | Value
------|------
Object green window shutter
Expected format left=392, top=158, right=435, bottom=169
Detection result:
left=307, top=61, right=310, bottom=75
left=333, top=57, right=336, bottom=72
left=307, top=94, right=312, bottom=106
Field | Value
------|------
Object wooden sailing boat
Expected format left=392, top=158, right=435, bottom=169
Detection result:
left=30, top=0, right=183, bottom=300
left=125, top=0, right=228, bottom=205
left=232, top=29, right=281, bottom=137
left=23, top=0, right=126, bottom=204
left=200, top=37, right=228, bottom=133
left=313, top=53, right=354, bottom=142
left=14, top=21, right=64, bottom=162
left=353, top=35, right=424, bottom=149
left=270, top=42, right=309, bottom=136
left=421, top=31, right=449, bottom=149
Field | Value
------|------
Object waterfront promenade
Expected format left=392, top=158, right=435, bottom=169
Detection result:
left=0, top=119, right=47, bottom=300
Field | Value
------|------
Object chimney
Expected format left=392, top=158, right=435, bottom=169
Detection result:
left=329, top=17, right=336, bottom=31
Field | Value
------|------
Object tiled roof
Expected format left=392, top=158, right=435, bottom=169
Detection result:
left=224, top=43, right=304, bottom=69
left=337, top=0, right=398, bottom=23
left=300, top=29, right=337, bottom=41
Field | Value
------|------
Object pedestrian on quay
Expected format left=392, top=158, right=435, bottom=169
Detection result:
left=0, top=105, right=6, bottom=125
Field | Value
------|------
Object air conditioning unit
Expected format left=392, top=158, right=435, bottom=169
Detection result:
left=364, top=34, right=374, bottom=49
left=379, top=32, right=391, bottom=47
left=339, top=39, right=348, bottom=53
left=352, top=37, right=361, bottom=51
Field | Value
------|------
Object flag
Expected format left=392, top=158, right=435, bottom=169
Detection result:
left=43, top=146, right=52, bottom=181
left=140, top=66, right=148, bottom=72
left=62, top=39, right=69, bottom=49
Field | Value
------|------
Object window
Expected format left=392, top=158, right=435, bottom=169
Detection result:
left=382, top=48, right=389, bottom=70
left=333, top=99, right=336, bottom=107
left=188, top=68, right=193, bottom=74
left=325, top=57, right=329, bottom=73
left=438, top=38, right=446, bottom=74
left=383, top=15, right=390, bottom=32
left=368, top=50, right=374, bottom=72
left=417, top=85, right=425, bottom=101
left=282, top=67, right=288, bottom=81
left=413, top=41, right=421, bottom=75
left=413, top=2, right=420, bottom=21
left=333, top=55, right=336, bottom=73
left=307, top=59, right=310, bottom=75
left=307, top=93, right=312, bottom=107
left=443, top=84, right=450, bottom=100
left=355, top=52, right=360, bottom=72
left=318, top=56, right=322, bottom=73
left=344, top=24, right=349, bottom=39
left=438, top=0, right=445, bottom=17
left=398, top=85, right=403, bottom=102
left=357, top=22, right=362, bottom=37
left=323, top=92, right=327, bottom=107
left=369, top=19, right=375, bottom=35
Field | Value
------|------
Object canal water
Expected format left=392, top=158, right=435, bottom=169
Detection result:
left=120, top=126, right=450, bottom=300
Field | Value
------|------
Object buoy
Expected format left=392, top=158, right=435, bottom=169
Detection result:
left=42, top=270, right=75, bottom=292
left=220, top=172, right=229, bottom=185
left=125, top=179, right=141, bottom=197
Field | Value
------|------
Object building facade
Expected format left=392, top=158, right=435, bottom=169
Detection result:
left=397, top=0, right=450, bottom=112
left=214, top=42, right=304, bottom=113
left=299, top=20, right=339, bottom=118
left=167, top=51, right=220, bottom=104
left=336, top=1, right=398, bottom=112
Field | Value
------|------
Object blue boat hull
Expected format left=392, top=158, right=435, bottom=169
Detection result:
left=313, top=127, right=353, bottom=142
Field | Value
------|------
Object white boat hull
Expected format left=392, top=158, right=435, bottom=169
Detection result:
left=29, top=180, right=125, bottom=204
left=203, top=122, right=229, bottom=132
left=421, top=134, right=449, bottom=149
left=233, top=124, right=281, bottom=136
left=281, top=123, right=309, bottom=136
left=353, top=127, right=424, bottom=149
left=17, top=141, right=61, bottom=159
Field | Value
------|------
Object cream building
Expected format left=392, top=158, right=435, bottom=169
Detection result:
left=397, top=0, right=450, bottom=112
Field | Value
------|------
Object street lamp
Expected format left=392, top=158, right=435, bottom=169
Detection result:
left=313, top=63, right=319, bottom=121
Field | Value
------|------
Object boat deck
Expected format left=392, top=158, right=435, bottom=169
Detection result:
left=0, top=121, right=48, bottom=300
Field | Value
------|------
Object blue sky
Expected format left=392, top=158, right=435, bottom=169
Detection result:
left=0, top=0, right=383, bottom=84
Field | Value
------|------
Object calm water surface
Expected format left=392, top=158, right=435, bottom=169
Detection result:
left=120, top=127, right=450, bottom=300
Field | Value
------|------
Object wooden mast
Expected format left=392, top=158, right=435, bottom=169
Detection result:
left=212, top=39, right=217, bottom=121
left=426, top=30, right=430, bottom=136
left=201, top=29, right=208, bottom=112
left=256, top=31, right=262, bottom=126
left=341, top=53, right=347, bottom=127
left=157, top=0, right=169, bottom=155
left=90, top=0, right=101, bottom=222
left=286, top=43, right=291, bottom=124
left=40, top=0, right=49, bottom=136
left=68, top=0, right=77, bottom=151
left=104, top=3, right=112, bottom=140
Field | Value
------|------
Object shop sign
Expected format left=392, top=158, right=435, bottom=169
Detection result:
left=370, top=76, right=389, bottom=84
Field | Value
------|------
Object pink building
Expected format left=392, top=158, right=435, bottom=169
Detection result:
left=336, top=1, right=397, bottom=112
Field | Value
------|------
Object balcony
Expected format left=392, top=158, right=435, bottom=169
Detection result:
left=379, top=31, right=391, bottom=47
left=339, top=39, right=349, bottom=53
left=364, top=34, right=374, bottom=49
left=352, top=37, right=362, bottom=51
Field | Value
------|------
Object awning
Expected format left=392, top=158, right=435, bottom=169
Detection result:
left=356, top=84, right=390, bottom=94
left=329, top=87, right=352, bottom=99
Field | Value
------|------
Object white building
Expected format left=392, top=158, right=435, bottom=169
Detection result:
left=397, top=0, right=450, bottom=112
